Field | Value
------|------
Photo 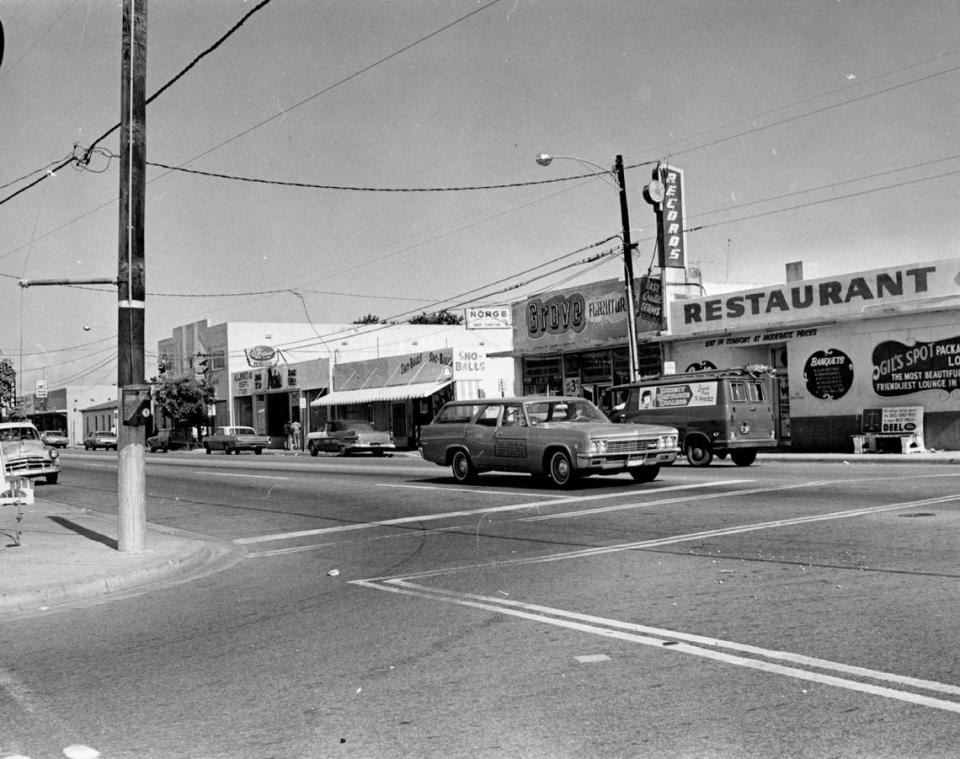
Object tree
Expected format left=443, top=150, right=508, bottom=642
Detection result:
left=409, top=309, right=463, bottom=325
left=353, top=314, right=381, bottom=324
left=0, top=356, right=15, bottom=418
left=151, top=373, right=216, bottom=433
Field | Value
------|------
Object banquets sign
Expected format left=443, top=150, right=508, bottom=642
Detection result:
left=872, top=336, right=960, bottom=396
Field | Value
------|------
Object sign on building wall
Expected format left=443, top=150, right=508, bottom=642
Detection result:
left=872, top=336, right=960, bottom=396
left=659, top=165, right=686, bottom=268
left=671, top=259, right=959, bottom=335
left=465, top=306, right=512, bottom=330
left=513, top=277, right=646, bottom=353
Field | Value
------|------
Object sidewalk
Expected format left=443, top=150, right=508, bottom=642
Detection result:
left=1, top=449, right=956, bottom=617
left=0, top=499, right=244, bottom=617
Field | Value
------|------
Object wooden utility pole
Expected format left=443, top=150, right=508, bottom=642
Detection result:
left=117, top=0, right=147, bottom=552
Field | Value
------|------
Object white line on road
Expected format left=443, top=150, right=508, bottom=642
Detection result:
left=353, top=579, right=960, bottom=713
left=382, top=483, right=568, bottom=498
left=523, top=480, right=836, bottom=521
left=359, top=493, right=960, bottom=582
left=198, top=471, right=290, bottom=480
left=233, top=481, right=746, bottom=545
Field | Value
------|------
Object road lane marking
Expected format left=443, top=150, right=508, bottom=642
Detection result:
left=233, top=481, right=747, bottom=545
left=353, top=579, right=960, bottom=713
left=382, top=483, right=568, bottom=498
left=523, top=480, right=837, bottom=521
left=359, top=493, right=960, bottom=581
left=198, top=471, right=290, bottom=480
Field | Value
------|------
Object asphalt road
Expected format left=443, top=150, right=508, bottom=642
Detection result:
left=3, top=451, right=960, bottom=758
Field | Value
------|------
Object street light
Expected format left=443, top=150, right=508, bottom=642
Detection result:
left=536, top=153, right=640, bottom=382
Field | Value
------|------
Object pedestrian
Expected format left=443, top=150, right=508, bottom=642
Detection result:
left=283, top=421, right=291, bottom=451
left=290, top=419, right=301, bottom=451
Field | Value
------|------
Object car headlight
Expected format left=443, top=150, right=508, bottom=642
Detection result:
left=659, top=435, right=677, bottom=449
left=49, top=448, right=60, bottom=460
left=588, top=439, right=608, bottom=455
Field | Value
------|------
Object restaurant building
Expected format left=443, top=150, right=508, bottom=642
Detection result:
left=508, top=258, right=960, bottom=452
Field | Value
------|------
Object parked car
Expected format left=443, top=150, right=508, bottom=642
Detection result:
left=41, top=430, right=70, bottom=448
left=147, top=428, right=198, bottom=453
left=203, top=426, right=270, bottom=455
left=419, top=396, right=679, bottom=488
left=602, top=366, right=778, bottom=467
left=84, top=431, right=118, bottom=451
left=0, top=421, right=61, bottom=484
left=306, top=420, right=395, bottom=456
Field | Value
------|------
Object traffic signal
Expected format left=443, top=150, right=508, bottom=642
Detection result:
left=195, top=352, right=209, bottom=379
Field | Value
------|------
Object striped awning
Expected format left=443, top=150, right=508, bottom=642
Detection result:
left=310, top=380, right=453, bottom=407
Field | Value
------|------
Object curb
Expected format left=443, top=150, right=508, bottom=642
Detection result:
left=0, top=521, right=246, bottom=616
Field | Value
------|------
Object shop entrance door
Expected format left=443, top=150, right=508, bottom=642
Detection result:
left=581, top=384, right=609, bottom=406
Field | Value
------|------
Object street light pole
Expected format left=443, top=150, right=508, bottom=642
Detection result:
left=536, top=153, right=641, bottom=382
left=614, top=155, right=640, bottom=382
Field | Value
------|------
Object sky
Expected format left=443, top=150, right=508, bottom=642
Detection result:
left=0, top=0, right=957, bottom=393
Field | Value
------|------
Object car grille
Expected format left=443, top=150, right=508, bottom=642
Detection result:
left=5, top=456, right=52, bottom=473
left=605, top=438, right=658, bottom=454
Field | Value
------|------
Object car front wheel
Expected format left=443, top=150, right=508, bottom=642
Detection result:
left=546, top=450, right=577, bottom=489
left=204, top=444, right=211, bottom=455
left=685, top=440, right=713, bottom=467
left=629, top=465, right=660, bottom=483
left=451, top=450, right=477, bottom=483
left=46, top=473, right=59, bottom=484
left=731, top=449, right=758, bottom=466
left=308, top=442, right=319, bottom=457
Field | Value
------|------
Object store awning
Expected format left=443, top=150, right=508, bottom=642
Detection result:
left=310, top=380, right=453, bottom=407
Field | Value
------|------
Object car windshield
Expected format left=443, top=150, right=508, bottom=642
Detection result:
left=233, top=427, right=257, bottom=435
left=524, top=399, right=608, bottom=424
left=0, top=427, right=41, bottom=442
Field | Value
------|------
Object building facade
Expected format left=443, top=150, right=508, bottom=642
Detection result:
left=506, top=258, right=960, bottom=452
left=162, top=318, right=514, bottom=448
left=21, top=385, right=117, bottom=447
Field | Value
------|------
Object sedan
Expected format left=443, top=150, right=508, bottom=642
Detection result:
left=84, top=431, right=118, bottom=451
left=306, top=420, right=395, bottom=456
left=41, top=430, right=70, bottom=448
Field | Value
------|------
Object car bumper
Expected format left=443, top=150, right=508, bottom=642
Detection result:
left=576, top=450, right=678, bottom=471
left=344, top=443, right=396, bottom=454
left=4, top=461, right=61, bottom=479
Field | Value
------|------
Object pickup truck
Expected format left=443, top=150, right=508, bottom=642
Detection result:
left=203, top=426, right=270, bottom=455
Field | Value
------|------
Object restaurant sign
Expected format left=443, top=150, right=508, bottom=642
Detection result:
left=671, top=259, right=960, bottom=336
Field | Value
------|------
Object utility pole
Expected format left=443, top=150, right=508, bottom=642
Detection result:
left=615, top=155, right=640, bottom=382
left=117, top=0, right=147, bottom=552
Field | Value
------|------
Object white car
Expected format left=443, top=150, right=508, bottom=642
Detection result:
left=0, top=421, right=61, bottom=484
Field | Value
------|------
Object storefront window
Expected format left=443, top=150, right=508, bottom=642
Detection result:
left=522, top=356, right=562, bottom=395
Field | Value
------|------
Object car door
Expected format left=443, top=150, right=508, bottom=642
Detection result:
left=491, top=403, right=530, bottom=470
left=462, top=404, right=501, bottom=468
left=318, top=421, right=339, bottom=451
